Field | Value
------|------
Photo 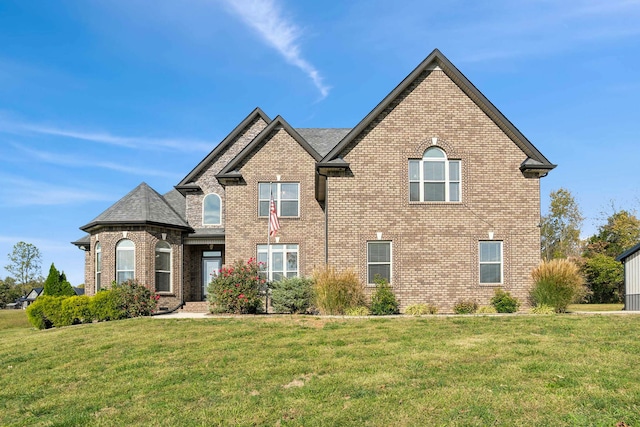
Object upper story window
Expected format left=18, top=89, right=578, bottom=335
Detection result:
left=479, top=241, right=503, bottom=284
left=116, top=239, right=135, bottom=284
left=258, top=182, right=299, bottom=217
left=409, top=147, right=460, bottom=202
left=155, top=241, right=172, bottom=293
left=203, top=194, right=221, bottom=225
left=95, top=242, right=102, bottom=292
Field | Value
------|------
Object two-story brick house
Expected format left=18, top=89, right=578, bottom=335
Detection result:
left=73, top=49, right=555, bottom=313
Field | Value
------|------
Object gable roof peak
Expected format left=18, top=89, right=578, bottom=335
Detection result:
left=217, top=115, right=322, bottom=179
left=322, top=48, right=555, bottom=173
left=176, top=107, right=271, bottom=190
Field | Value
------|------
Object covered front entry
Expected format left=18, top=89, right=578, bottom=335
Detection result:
left=202, top=251, right=222, bottom=301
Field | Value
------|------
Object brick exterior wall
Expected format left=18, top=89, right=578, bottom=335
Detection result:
left=224, top=127, right=326, bottom=276
left=185, top=117, right=268, bottom=230
left=84, top=227, right=183, bottom=309
left=326, top=69, right=541, bottom=312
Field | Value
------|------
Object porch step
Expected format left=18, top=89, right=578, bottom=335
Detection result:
left=180, top=301, right=209, bottom=313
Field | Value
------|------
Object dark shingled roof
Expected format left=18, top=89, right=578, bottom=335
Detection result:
left=296, top=128, right=351, bottom=157
left=163, top=188, right=186, bottom=220
left=81, top=182, right=191, bottom=232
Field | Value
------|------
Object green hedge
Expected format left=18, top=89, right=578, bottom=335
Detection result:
left=26, top=280, right=158, bottom=329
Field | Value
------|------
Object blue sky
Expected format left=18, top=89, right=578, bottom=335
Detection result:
left=1, top=0, right=639, bottom=286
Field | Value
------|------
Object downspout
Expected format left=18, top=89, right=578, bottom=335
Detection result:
left=317, top=170, right=329, bottom=264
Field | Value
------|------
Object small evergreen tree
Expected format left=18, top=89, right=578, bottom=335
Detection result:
left=370, top=276, right=399, bottom=315
left=43, top=263, right=75, bottom=297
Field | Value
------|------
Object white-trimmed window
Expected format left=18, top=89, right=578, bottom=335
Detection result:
left=95, top=242, right=102, bottom=292
left=203, top=193, right=221, bottom=225
left=116, top=239, right=135, bottom=284
left=258, top=182, right=299, bottom=217
left=479, top=241, right=503, bottom=284
left=409, top=147, right=461, bottom=202
left=155, top=241, right=172, bottom=292
left=257, top=244, right=299, bottom=281
left=367, top=241, right=392, bottom=284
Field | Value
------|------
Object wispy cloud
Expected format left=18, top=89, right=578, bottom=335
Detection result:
left=10, top=143, right=182, bottom=179
left=0, top=174, right=114, bottom=207
left=0, top=116, right=213, bottom=153
left=219, top=0, right=330, bottom=99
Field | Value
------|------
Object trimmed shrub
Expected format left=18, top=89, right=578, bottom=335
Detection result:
left=453, top=299, right=478, bottom=314
left=60, top=295, right=94, bottom=325
left=530, top=304, right=555, bottom=314
left=208, top=259, right=263, bottom=314
left=490, top=289, right=520, bottom=313
left=405, top=303, right=438, bottom=315
left=270, top=276, right=314, bottom=314
left=370, top=277, right=399, bottom=315
left=345, top=306, right=371, bottom=316
left=312, top=266, right=366, bottom=315
left=530, top=259, right=585, bottom=313
left=477, top=305, right=498, bottom=314
left=26, top=297, right=54, bottom=329
left=91, top=290, right=126, bottom=322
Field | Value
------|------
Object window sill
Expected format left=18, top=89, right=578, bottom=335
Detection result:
left=408, top=201, right=463, bottom=205
left=479, top=283, right=503, bottom=287
left=156, top=292, right=175, bottom=296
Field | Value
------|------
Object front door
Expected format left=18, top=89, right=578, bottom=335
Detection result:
left=202, top=251, right=222, bottom=301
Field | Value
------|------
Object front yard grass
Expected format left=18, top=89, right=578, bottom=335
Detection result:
left=567, top=303, right=625, bottom=312
left=1, top=315, right=640, bottom=426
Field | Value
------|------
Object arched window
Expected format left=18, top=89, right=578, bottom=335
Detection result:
left=95, top=242, right=102, bottom=292
left=409, top=147, right=461, bottom=202
left=155, top=241, right=172, bottom=292
left=203, top=194, right=221, bottom=225
left=116, top=239, right=135, bottom=284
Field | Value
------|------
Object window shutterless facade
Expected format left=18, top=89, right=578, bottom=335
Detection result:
left=258, top=182, right=299, bottom=217
left=95, top=242, right=101, bottom=291
left=479, top=241, right=503, bottom=284
left=257, top=244, right=299, bottom=281
left=203, top=193, right=222, bottom=225
left=367, top=241, right=392, bottom=284
left=116, top=239, right=135, bottom=284
left=409, top=147, right=460, bottom=202
left=155, top=241, right=172, bottom=292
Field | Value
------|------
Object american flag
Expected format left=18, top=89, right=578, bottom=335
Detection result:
left=269, top=197, right=280, bottom=237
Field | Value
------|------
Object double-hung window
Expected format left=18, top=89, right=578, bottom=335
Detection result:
left=409, top=147, right=460, bottom=202
left=116, top=239, right=135, bottom=284
left=95, top=242, right=102, bottom=291
left=258, top=183, right=299, bottom=217
left=367, top=241, right=392, bottom=284
left=155, top=241, right=172, bottom=292
left=257, top=244, right=299, bottom=281
left=479, top=241, right=503, bottom=284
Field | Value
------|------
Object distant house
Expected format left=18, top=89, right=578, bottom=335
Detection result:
left=20, top=286, right=85, bottom=309
left=617, top=243, right=640, bottom=311
left=72, top=49, right=555, bottom=313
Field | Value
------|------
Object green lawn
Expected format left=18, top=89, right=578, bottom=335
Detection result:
left=567, top=303, right=625, bottom=312
left=0, top=309, right=30, bottom=331
left=2, top=314, right=640, bottom=426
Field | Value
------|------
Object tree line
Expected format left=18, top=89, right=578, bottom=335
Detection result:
left=0, top=241, right=78, bottom=308
left=541, top=188, right=640, bottom=303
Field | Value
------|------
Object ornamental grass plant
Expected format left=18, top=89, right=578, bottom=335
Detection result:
left=530, top=259, right=586, bottom=313
left=312, top=266, right=366, bottom=315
